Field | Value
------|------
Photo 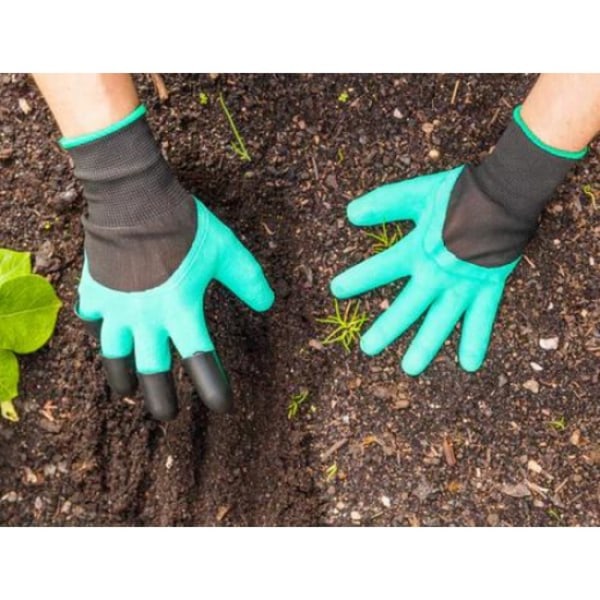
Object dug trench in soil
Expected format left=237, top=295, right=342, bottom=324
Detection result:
left=0, top=74, right=598, bottom=526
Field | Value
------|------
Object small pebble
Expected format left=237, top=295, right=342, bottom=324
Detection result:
left=61, top=500, right=72, bottom=514
left=38, top=418, right=62, bottom=434
left=487, top=513, right=499, bottom=526
left=569, top=429, right=581, bottom=446
left=421, top=122, right=434, bottom=134
left=34, top=496, right=43, bottom=511
left=380, top=495, right=391, bottom=508
left=393, top=108, right=403, bottom=119
left=165, top=455, right=174, bottom=471
left=530, top=362, right=543, bottom=372
left=428, top=148, right=440, bottom=160
left=43, top=464, right=57, bottom=477
left=2, top=491, right=18, bottom=503
left=350, top=511, right=361, bottom=521
left=498, top=374, right=508, bottom=387
left=523, top=379, right=540, bottom=394
left=539, top=337, right=559, bottom=350
left=18, top=98, right=32, bottom=114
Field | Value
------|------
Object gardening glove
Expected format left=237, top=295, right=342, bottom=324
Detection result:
left=61, top=105, right=274, bottom=420
left=331, top=106, right=586, bottom=375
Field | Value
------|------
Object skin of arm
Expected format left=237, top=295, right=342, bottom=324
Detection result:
left=521, top=73, right=600, bottom=151
left=32, top=73, right=139, bottom=138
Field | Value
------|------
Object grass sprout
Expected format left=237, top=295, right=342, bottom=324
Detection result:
left=218, top=93, right=251, bottom=162
left=365, top=223, right=403, bottom=253
left=317, top=299, right=367, bottom=352
left=288, top=390, right=309, bottom=420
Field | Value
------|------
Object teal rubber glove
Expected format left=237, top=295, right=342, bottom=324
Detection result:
left=77, top=198, right=274, bottom=416
left=331, top=167, right=515, bottom=375
left=331, top=105, right=583, bottom=376
left=61, top=104, right=275, bottom=420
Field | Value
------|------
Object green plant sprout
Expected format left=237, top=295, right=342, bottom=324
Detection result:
left=548, top=416, right=567, bottom=431
left=337, top=148, right=345, bottom=164
left=338, top=91, right=349, bottom=103
left=582, top=184, right=597, bottom=210
left=0, top=249, right=61, bottom=421
left=325, top=463, right=338, bottom=480
left=287, top=390, right=309, bottom=420
left=198, top=92, right=209, bottom=106
left=365, top=223, right=403, bottom=253
left=547, top=507, right=563, bottom=523
left=217, top=92, right=251, bottom=162
left=317, top=299, right=367, bottom=352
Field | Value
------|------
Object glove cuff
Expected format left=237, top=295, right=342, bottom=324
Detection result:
left=443, top=107, right=581, bottom=267
left=63, top=104, right=192, bottom=229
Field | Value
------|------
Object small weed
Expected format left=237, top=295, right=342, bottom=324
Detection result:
left=338, top=90, right=349, bottom=103
left=217, top=93, right=251, bottom=162
left=582, top=184, right=597, bottom=210
left=324, top=463, right=338, bottom=480
left=547, top=507, right=563, bottom=523
left=317, top=299, right=367, bottom=352
left=337, top=148, right=345, bottom=164
left=198, top=92, right=209, bottom=106
left=365, top=223, right=403, bottom=253
left=287, top=390, right=309, bottom=420
left=548, top=416, right=567, bottom=432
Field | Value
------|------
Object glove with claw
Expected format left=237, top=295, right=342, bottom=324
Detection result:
left=63, top=105, right=274, bottom=420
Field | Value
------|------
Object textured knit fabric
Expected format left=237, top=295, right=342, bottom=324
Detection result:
left=67, top=113, right=196, bottom=291
left=443, top=119, right=577, bottom=267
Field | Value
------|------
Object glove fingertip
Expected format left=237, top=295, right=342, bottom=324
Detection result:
left=400, top=354, right=427, bottom=377
left=359, top=334, right=383, bottom=357
left=459, top=352, right=484, bottom=373
left=250, top=286, right=275, bottom=312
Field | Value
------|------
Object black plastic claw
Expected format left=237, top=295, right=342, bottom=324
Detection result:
left=138, top=371, right=179, bottom=421
left=183, top=352, right=233, bottom=413
left=102, top=354, right=138, bottom=396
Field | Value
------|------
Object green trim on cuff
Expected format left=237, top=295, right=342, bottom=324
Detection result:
left=59, top=105, right=147, bottom=150
left=513, top=105, right=587, bottom=160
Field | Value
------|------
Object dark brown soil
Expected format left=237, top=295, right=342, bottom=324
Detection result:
left=0, top=74, right=598, bottom=526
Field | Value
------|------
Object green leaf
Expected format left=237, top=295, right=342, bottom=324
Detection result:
left=0, top=274, right=61, bottom=353
left=0, top=248, right=31, bottom=286
left=0, top=349, right=19, bottom=421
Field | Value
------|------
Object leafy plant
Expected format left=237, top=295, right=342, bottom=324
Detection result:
left=548, top=416, right=567, bottom=432
left=217, top=93, right=251, bottom=162
left=337, top=91, right=349, bottom=103
left=198, top=92, right=209, bottom=106
left=287, top=390, right=309, bottom=420
left=317, top=299, right=367, bottom=352
left=0, top=249, right=61, bottom=421
left=365, top=223, right=403, bottom=253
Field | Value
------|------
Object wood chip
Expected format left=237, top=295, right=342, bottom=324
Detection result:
left=569, top=429, right=581, bottom=446
left=450, top=79, right=460, bottom=105
left=527, top=459, right=543, bottom=474
left=500, top=482, right=531, bottom=498
left=320, top=438, right=348, bottom=461
left=216, top=505, right=231, bottom=522
left=539, top=336, right=559, bottom=350
left=523, top=379, right=540, bottom=394
left=150, top=74, right=169, bottom=102
left=18, top=98, right=32, bottom=114
left=442, top=435, right=457, bottom=467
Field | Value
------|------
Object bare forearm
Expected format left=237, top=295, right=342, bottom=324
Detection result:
left=32, top=73, right=139, bottom=138
left=521, top=74, right=600, bottom=152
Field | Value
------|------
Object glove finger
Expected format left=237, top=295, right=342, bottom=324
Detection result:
left=216, top=233, right=274, bottom=312
left=458, top=285, right=504, bottom=372
left=401, top=291, right=468, bottom=376
left=346, top=172, right=446, bottom=226
left=134, top=327, right=178, bottom=421
left=170, top=313, right=232, bottom=413
left=183, top=352, right=233, bottom=413
left=360, top=279, right=436, bottom=356
left=100, top=319, right=137, bottom=396
left=331, top=232, right=416, bottom=299
left=138, top=372, right=178, bottom=421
